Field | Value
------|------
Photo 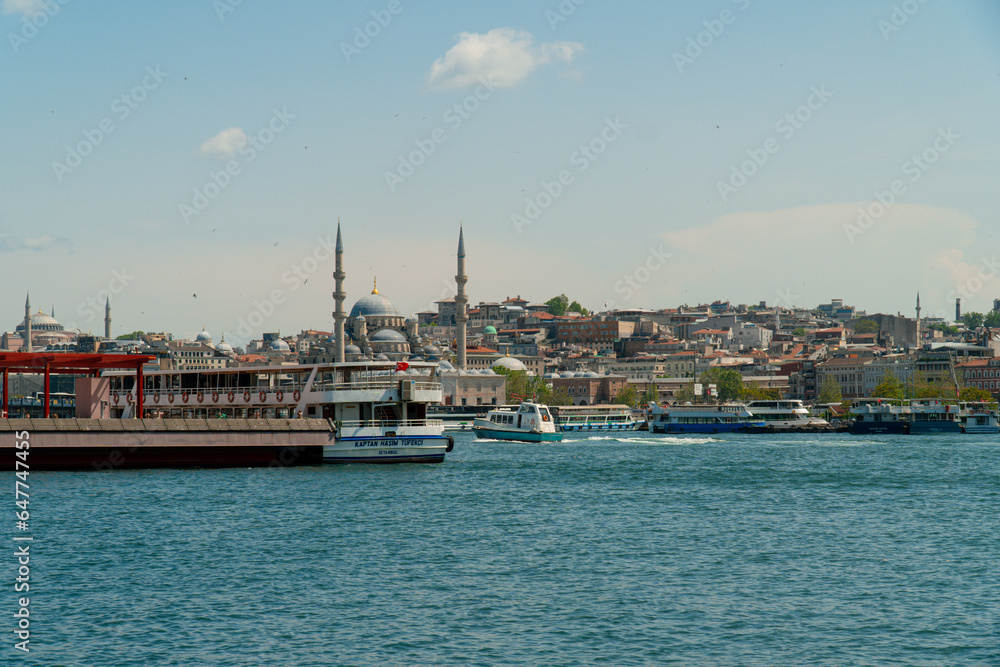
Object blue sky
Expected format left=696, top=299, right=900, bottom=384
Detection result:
left=2, top=0, right=999, bottom=342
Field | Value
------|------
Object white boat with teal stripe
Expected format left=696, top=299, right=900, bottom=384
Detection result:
left=472, top=401, right=563, bottom=442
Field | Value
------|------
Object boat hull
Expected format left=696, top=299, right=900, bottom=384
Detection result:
left=472, top=426, right=562, bottom=442
left=323, top=434, right=452, bottom=463
left=558, top=422, right=639, bottom=432
left=908, top=422, right=962, bottom=435
left=650, top=422, right=762, bottom=434
left=851, top=422, right=908, bottom=435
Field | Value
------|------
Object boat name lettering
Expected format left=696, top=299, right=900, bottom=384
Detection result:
left=353, top=439, right=420, bottom=448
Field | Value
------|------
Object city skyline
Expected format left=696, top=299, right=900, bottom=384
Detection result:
left=3, top=1, right=999, bottom=340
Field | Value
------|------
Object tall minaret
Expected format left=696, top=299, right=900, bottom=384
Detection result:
left=23, top=292, right=32, bottom=353
left=915, top=292, right=922, bottom=346
left=332, top=221, right=346, bottom=363
left=104, top=296, right=112, bottom=340
left=455, top=225, right=468, bottom=370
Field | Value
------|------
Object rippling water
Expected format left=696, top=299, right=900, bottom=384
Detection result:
left=10, top=431, right=1000, bottom=665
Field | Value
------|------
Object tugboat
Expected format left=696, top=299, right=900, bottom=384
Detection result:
left=472, top=401, right=562, bottom=442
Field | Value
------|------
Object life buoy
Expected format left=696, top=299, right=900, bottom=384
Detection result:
left=543, top=414, right=550, bottom=422
left=259, top=390, right=267, bottom=402
left=168, top=393, right=175, bottom=403
left=182, top=393, right=189, bottom=403
left=113, top=393, right=120, bottom=405
left=126, top=394, right=133, bottom=404
left=153, top=393, right=160, bottom=403
left=197, top=391, right=205, bottom=404
left=212, top=392, right=220, bottom=403
left=244, top=390, right=251, bottom=402
left=275, top=390, right=284, bottom=402
left=293, top=390, right=301, bottom=402
left=228, top=391, right=235, bottom=402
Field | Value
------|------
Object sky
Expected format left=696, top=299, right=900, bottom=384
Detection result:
left=2, top=0, right=999, bottom=343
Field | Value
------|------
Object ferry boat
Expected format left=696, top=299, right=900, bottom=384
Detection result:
left=958, top=402, right=1000, bottom=434
left=647, top=403, right=764, bottom=434
left=907, top=400, right=962, bottom=435
left=552, top=404, right=641, bottom=432
left=472, top=401, right=562, bottom=442
left=105, top=361, right=453, bottom=463
left=744, top=400, right=829, bottom=428
left=850, top=399, right=908, bottom=435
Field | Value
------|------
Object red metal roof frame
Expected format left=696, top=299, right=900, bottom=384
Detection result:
left=0, top=353, right=155, bottom=418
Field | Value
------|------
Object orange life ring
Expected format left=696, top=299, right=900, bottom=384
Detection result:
left=113, top=393, right=120, bottom=405
left=168, top=393, right=175, bottom=403
left=244, top=390, right=251, bottom=402
left=275, top=390, right=284, bottom=402
left=293, top=390, right=301, bottom=402
left=197, top=391, right=205, bottom=404
left=182, top=393, right=189, bottom=403
left=259, top=390, right=267, bottom=402
left=228, top=391, right=235, bottom=402
left=153, top=393, right=159, bottom=403
left=126, top=393, right=133, bottom=404
left=212, top=392, right=220, bottom=403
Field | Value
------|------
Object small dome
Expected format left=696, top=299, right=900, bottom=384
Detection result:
left=484, top=325, right=497, bottom=334
left=375, top=354, right=390, bottom=361
left=492, top=356, right=527, bottom=372
left=409, top=355, right=424, bottom=361
left=270, top=339, right=290, bottom=352
left=405, top=315, right=419, bottom=323
left=350, top=284, right=401, bottom=318
left=217, top=341, right=233, bottom=354
left=371, top=329, right=407, bottom=342
left=355, top=315, right=366, bottom=323
left=345, top=344, right=362, bottom=355
left=196, top=328, right=213, bottom=344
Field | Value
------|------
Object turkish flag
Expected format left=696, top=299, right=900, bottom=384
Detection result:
left=395, top=362, right=409, bottom=372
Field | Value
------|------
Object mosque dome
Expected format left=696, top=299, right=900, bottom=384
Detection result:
left=17, top=311, right=65, bottom=333
left=345, top=344, right=362, bottom=355
left=492, top=356, right=527, bottom=372
left=350, top=281, right=401, bottom=318
left=216, top=338, right=234, bottom=355
left=484, top=325, right=497, bottom=334
left=405, top=315, right=419, bottom=323
left=270, top=339, right=290, bottom=352
left=195, top=328, right=213, bottom=345
left=371, top=329, right=407, bottom=343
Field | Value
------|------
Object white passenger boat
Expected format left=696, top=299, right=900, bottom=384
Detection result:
left=553, top=404, right=641, bottom=432
left=105, top=361, right=452, bottom=463
left=472, top=401, right=562, bottom=442
left=958, top=402, right=1000, bottom=434
left=907, top=400, right=962, bottom=434
left=744, top=400, right=829, bottom=427
left=647, top=403, right=764, bottom=434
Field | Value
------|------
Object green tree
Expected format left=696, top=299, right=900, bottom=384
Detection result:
left=699, top=368, right=743, bottom=403
left=640, top=384, right=659, bottom=406
left=817, top=374, right=842, bottom=404
left=117, top=331, right=145, bottom=340
left=793, top=327, right=806, bottom=337
left=742, top=381, right=783, bottom=401
left=959, top=386, right=994, bottom=402
left=674, top=382, right=695, bottom=404
left=545, top=294, right=569, bottom=316
left=613, top=385, right=640, bottom=408
left=871, top=372, right=904, bottom=401
left=984, top=311, right=1000, bottom=328
left=854, top=319, right=879, bottom=334
left=962, top=312, right=984, bottom=329
left=567, top=300, right=589, bottom=316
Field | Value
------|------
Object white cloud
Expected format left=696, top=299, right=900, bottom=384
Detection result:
left=425, top=28, right=582, bottom=91
left=0, top=233, right=73, bottom=253
left=199, top=127, right=248, bottom=159
left=2, top=0, right=45, bottom=16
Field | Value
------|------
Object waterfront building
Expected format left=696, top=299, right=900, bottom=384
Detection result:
left=815, top=356, right=869, bottom=398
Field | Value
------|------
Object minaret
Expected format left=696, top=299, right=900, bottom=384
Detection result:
left=332, top=221, right=346, bottom=363
left=915, top=292, right=922, bottom=346
left=23, top=292, right=32, bottom=353
left=455, top=225, right=468, bottom=370
left=104, top=296, right=112, bottom=340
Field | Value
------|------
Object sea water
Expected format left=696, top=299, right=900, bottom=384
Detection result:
left=8, top=431, right=999, bottom=666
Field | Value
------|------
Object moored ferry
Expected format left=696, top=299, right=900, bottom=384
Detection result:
left=472, top=401, right=562, bottom=442
left=850, top=399, right=908, bottom=435
left=744, top=400, right=829, bottom=428
left=105, top=361, right=452, bottom=463
left=647, top=403, right=764, bottom=434
left=958, top=402, right=1000, bottom=434
left=552, top=404, right=641, bottom=432
left=907, top=400, right=962, bottom=435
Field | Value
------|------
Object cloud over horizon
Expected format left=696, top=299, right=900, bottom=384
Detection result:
left=425, top=28, right=582, bottom=91
left=199, top=127, right=248, bottom=158
left=2, top=0, right=45, bottom=16
left=0, top=233, right=73, bottom=253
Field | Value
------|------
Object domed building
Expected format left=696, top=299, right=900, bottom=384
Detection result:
left=349, top=279, right=405, bottom=331
left=345, top=279, right=413, bottom=361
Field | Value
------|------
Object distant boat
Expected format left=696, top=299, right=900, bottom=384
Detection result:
left=472, top=401, right=562, bottom=442
left=850, top=399, right=908, bottom=435
left=745, top=400, right=829, bottom=428
left=959, top=402, right=1000, bottom=434
left=907, top=400, right=962, bottom=435
left=552, top=404, right=641, bottom=432
left=647, top=403, right=764, bottom=434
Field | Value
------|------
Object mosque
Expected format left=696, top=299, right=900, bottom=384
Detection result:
left=1, top=293, right=102, bottom=351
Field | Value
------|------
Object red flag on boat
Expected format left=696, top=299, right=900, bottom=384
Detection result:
left=395, top=362, right=409, bottom=372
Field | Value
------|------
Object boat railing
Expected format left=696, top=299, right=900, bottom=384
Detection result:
left=132, top=381, right=442, bottom=395
left=336, top=419, right=444, bottom=429
left=316, top=380, right=442, bottom=392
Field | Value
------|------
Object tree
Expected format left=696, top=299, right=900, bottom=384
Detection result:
left=817, top=374, right=842, bottom=404
left=640, top=384, right=659, bottom=406
left=984, top=311, right=1000, bottom=328
left=854, top=319, right=879, bottom=334
left=568, top=300, right=589, bottom=316
left=742, top=382, right=782, bottom=401
left=871, top=372, right=904, bottom=401
left=962, top=312, right=984, bottom=329
left=117, top=331, right=145, bottom=340
left=613, top=385, right=640, bottom=408
left=959, top=386, right=994, bottom=402
left=793, top=327, right=806, bottom=337
left=699, top=368, right=743, bottom=403
left=674, top=382, right=695, bottom=404
left=545, top=294, right=569, bottom=316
